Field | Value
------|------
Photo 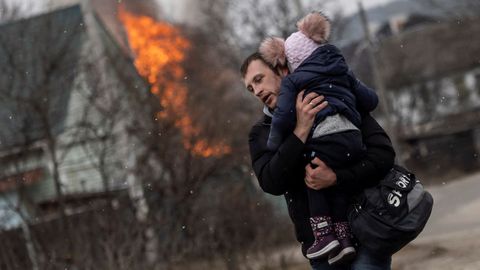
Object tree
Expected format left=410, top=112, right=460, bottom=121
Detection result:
left=199, top=0, right=345, bottom=68
left=117, top=5, right=297, bottom=267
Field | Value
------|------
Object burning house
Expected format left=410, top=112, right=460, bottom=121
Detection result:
left=0, top=3, right=155, bottom=228
left=0, top=0, right=232, bottom=229
left=0, top=1, right=247, bottom=267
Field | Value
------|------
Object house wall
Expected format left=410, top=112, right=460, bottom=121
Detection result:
left=0, top=5, right=154, bottom=232
left=389, top=67, right=480, bottom=180
left=58, top=16, right=134, bottom=195
left=390, top=67, right=480, bottom=125
left=24, top=4, right=146, bottom=204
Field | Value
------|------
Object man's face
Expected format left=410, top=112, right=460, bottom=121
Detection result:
left=243, top=60, right=284, bottom=109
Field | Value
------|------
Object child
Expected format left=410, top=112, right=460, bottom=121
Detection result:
left=259, top=12, right=378, bottom=264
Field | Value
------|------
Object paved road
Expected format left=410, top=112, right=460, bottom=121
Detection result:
left=420, top=171, right=480, bottom=239
left=269, top=173, right=480, bottom=269
left=393, top=172, right=480, bottom=270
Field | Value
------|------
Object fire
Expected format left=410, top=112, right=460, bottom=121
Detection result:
left=118, top=7, right=231, bottom=157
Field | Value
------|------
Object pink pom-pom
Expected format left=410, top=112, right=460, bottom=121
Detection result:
left=297, top=11, right=331, bottom=44
left=259, top=37, right=286, bottom=68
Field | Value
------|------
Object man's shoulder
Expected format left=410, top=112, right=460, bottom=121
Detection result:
left=251, top=114, right=270, bottom=128
left=249, top=115, right=271, bottom=137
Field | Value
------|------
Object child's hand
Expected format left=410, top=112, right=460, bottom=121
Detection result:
left=305, top=158, right=337, bottom=190
left=293, top=91, right=327, bottom=143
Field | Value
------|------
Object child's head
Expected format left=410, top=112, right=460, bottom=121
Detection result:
left=259, top=11, right=331, bottom=72
left=286, top=11, right=331, bottom=71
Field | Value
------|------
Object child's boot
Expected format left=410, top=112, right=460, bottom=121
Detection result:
left=306, top=216, right=340, bottom=259
left=328, top=221, right=356, bottom=265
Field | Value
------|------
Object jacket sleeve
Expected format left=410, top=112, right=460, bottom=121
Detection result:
left=334, top=114, right=395, bottom=194
left=269, top=77, right=299, bottom=150
left=349, top=72, right=379, bottom=112
left=249, top=122, right=305, bottom=195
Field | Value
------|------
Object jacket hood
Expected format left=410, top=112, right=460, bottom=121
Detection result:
left=295, top=44, right=348, bottom=75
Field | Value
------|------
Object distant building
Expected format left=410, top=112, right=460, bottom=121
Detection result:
left=342, top=15, right=480, bottom=180
left=335, top=0, right=460, bottom=46
left=376, top=13, right=439, bottom=38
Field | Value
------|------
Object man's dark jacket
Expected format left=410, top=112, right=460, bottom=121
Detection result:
left=249, top=113, right=395, bottom=256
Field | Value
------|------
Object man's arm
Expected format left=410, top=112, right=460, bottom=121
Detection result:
left=249, top=92, right=327, bottom=195
left=305, top=114, right=395, bottom=194
left=249, top=126, right=305, bottom=195
left=335, top=114, right=395, bottom=193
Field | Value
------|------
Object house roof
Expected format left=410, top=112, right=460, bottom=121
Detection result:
left=0, top=5, right=85, bottom=152
left=0, top=4, right=154, bottom=204
left=89, top=0, right=132, bottom=56
left=342, top=17, right=480, bottom=90
left=0, top=4, right=150, bottom=153
left=378, top=17, right=480, bottom=89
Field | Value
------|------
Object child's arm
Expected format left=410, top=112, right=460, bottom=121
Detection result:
left=349, top=71, right=379, bottom=112
left=267, top=77, right=298, bottom=150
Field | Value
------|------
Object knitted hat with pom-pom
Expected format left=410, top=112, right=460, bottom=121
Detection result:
left=259, top=37, right=287, bottom=69
left=285, top=12, right=331, bottom=71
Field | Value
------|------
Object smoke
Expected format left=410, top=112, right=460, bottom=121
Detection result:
left=121, top=0, right=160, bottom=20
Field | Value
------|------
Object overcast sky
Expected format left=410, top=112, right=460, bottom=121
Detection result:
left=331, top=0, right=397, bottom=15
left=153, top=0, right=399, bottom=25
left=10, top=0, right=398, bottom=23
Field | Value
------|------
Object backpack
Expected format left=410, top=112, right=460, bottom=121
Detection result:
left=348, top=165, right=434, bottom=256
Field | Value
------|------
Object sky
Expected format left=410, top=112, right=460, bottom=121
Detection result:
left=152, top=0, right=400, bottom=26
left=8, top=0, right=399, bottom=24
left=332, top=0, right=397, bottom=15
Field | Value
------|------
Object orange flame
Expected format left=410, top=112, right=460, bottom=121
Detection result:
left=118, top=7, right=231, bottom=157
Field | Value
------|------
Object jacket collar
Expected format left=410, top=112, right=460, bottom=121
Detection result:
left=263, top=105, right=274, bottom=118
left=262, top=106, right=273, bottom=125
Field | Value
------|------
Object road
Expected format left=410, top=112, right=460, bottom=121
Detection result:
left=393, top=171, right=480, bottom=270
left=260, top=172, right=480, bottom=269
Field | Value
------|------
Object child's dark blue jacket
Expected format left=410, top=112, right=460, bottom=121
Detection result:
left=267, top=44, right=379, bottom=150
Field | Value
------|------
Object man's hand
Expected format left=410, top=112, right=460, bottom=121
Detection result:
left=293, top=91, right=328, bottom=143
left=305, top=158, right=337, bottom=190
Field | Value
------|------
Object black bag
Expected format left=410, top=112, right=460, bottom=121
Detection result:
left=348, top=165, right=434, bottom=256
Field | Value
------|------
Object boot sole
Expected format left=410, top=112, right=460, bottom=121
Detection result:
left=306, top=240, right=340, bottom=259
left=328, top=247, right=356, bottom=265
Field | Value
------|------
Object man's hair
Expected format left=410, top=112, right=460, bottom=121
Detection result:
left=240, top=52, right=280, bottom=78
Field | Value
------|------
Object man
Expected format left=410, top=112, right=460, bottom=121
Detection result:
left=242, top=52, right=395, bottom=270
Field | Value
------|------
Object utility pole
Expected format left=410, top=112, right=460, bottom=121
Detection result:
left=292, top=0, right=303, bottom=14
left=357, top=0, right=403, bottom=164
